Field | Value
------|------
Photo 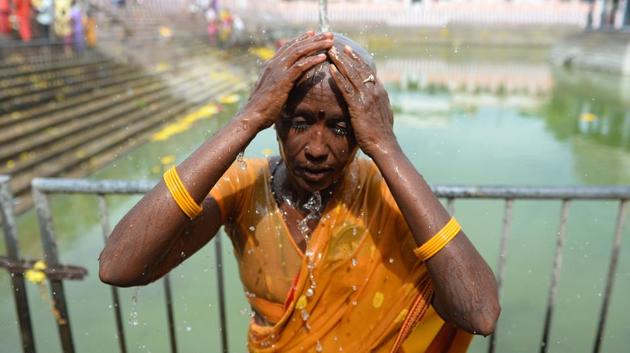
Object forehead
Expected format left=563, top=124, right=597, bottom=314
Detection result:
left=285, top=65, right=346, bottom=118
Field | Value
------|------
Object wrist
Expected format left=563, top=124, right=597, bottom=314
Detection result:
left=233, top=109, right=268, bottom=136
left=365, top=137, right=402, bottom=163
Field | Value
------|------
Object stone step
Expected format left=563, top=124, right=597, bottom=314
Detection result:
left=0, top=61, right=124, bottom=101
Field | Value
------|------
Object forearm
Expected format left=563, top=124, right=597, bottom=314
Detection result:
left=99, top=114, right=259, bottom=285
left=370, top=141, right=500, bottom=335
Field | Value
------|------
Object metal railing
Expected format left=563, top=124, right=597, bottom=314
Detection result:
left=1, top=175, right=629, bottom=353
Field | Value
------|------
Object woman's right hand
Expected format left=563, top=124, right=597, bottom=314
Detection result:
left=237, top=31, right=334, bottom=132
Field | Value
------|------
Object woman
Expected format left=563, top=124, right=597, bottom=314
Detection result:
left=99, top=32, right=500, bottom=352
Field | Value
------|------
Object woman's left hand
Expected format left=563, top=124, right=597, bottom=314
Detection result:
left=327, top=45, right=397, bottom=158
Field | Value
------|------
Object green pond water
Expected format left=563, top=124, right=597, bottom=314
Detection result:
left=1, top=47, right=630, bottom=353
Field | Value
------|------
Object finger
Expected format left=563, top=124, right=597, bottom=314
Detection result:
left=286, top=37, right=334, bottom=66
left=329, top=63, right=356, bottom=101
left=276, top=31, right=314, bottom=56
left=289, top=53, right=328, bottom=78
left=327, top=45, right=362, bottom=91
left=342, top=45, right=378, bottom=89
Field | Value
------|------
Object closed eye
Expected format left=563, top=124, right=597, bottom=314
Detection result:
left=290, top=116, right=309, bottom=133
left=329, top=120, right=350, bottom=136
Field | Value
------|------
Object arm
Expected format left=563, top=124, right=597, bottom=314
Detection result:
left=99, top=32, right=334, bottom=287
left=328, top=45, right=500, bottom=335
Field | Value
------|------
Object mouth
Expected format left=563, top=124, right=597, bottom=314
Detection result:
left=296, top=166, right=335, bottom=183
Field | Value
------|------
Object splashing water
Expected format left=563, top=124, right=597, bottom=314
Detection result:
left=316, top=340, right=324, bottom=352
left=297, top=191, right=323, bottom=240
left=236, top=151, right=247, bottom=170
left=128, top=288, right=140, bottom=326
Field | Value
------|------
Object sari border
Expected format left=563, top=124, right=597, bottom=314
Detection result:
left=389, top=278, right=434, bottom=353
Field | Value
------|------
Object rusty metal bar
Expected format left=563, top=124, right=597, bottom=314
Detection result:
left=540, top=200, right=571, bottom=353
left=31, top=178, right=155, bottom=194
left=0, top=176, right=37, bottom=353
left=163, top=274, right=178, bottom=353
left=0, top=257, right=86, bottom=280
left=31, top=178, right=630, bottom=200
left=592, top=200, right=628, bottom=353
left=97, top=195, right=128, bottom=353
left=31, top=187, right=75, bottom=353
left=432, top=185, right=630, bottom=200
left=488, top=198, right=514, bottom=353
left=214, top=234, right=229, bottom=353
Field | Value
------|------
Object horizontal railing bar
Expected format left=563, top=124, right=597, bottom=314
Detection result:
left=31, top=177, right=630, bottom=199
left=32, top=178, right=156, bottom=194
left=432, top=185, right=630, bottom=200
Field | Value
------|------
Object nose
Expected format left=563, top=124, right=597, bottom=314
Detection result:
left=305, top=128, right=328, bottom=163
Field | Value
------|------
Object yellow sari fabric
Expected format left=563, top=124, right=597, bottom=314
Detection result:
left=210, top=158, right=471, bottom=352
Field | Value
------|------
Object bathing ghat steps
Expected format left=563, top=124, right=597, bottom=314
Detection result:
left=0, top=44, right=257, bottom=214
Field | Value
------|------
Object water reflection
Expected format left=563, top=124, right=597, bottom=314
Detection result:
left=375, top=49, right=630, bottom=185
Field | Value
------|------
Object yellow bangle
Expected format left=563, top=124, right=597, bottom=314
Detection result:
left=414, top=217, right=461, bottom=261
left=163, top=166, right=203, bottom=220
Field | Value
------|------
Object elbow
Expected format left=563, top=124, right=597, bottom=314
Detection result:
left=466, top=300, right=501, bottom=336
left=98, top=256, right=148, bottom=288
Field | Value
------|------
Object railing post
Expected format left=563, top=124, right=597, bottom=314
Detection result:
left=164, top=274, right=179, bottom=353
left=540, top=199, right=572, bottom=353
left=32, top=185, right=75, bottom=353
left=0, top=176, right=37, bottom=353
left=214, top=234, right=229, bottom=353
left=488, top=198, right=514, bottom=353
left=592, top=200, right=628, bottom=353
left=97, top=195, right=128, bottom=353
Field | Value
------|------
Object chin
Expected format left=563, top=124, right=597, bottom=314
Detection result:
left=296, top=178, right=332, bottom=193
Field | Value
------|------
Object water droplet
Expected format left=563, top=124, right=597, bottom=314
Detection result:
left=248, top=226, right=256, bottom=231
left=316, top=340, right=323, bottom=352
left=306, top=287, right=314, bottom=297
left=351, top=258, right=358, bottom=267
left=351, top=285, right=358, bottom=292
left=186, top=326, right=192, bottom=332
left=388, top=258, right=394, bottom=264
left=301, top=309, right=309, bottom=321
left=237, top=152, right=247, bottom=170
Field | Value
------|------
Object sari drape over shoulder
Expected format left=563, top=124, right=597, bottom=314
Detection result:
left=209, top=158, right=471, bottom=352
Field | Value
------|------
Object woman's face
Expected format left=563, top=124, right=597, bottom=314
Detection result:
left=276, top=63, right=357, bottom=194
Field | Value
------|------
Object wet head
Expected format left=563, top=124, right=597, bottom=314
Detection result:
left=275, top=34, right=376, bottom=195
left=276, top=60, right=355, bottom=194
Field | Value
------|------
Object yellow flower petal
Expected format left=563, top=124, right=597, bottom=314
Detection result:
left=160, top=155, right=176, bottom=165
left=33, top=260, right=47, bottom=271
left=218, top=94, right=240, bottom=105
left=249, top=47, right=275, bottom=61
left=25, top=269, right=46, bottom=284
left=261, top=148, right=274, bottom=157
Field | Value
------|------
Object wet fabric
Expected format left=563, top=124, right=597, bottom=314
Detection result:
left=210, top=158, right=471, bottom=352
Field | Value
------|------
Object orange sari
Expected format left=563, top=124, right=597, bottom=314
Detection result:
left=210, top=158, right=471, bottom=352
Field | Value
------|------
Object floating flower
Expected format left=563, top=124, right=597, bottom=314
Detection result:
left=160, top=155, right=176, bottom=166
left=25, top=260, right=47, bottom=285
left=249, top=47, right=275, bottom=61
left=218, top=94, right=240, bottom=105
left=580, top=112, right=598, bottom=123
